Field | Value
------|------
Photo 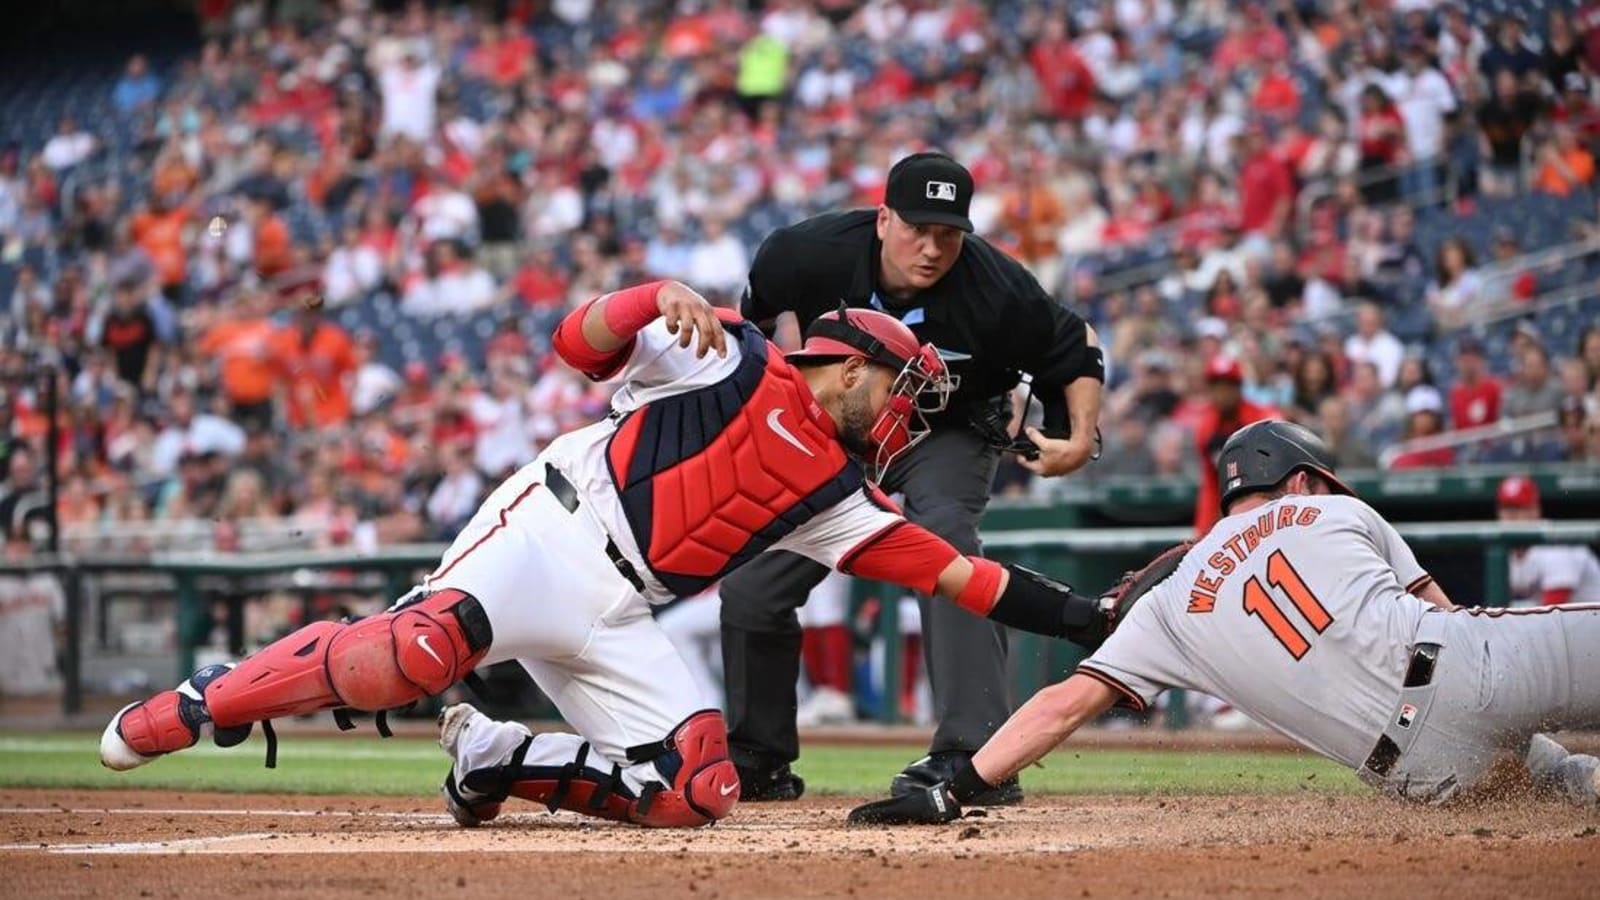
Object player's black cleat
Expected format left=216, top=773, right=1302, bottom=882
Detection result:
left=735, top=761, right=806, bottom=802
left=890, top=751, right=1022, bottom=806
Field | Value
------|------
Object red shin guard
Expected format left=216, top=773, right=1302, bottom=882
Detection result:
left=204, top=589, right=493, bottom=728
left=494, top=711, right=740, bottom=829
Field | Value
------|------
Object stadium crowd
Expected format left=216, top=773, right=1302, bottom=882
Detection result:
left=1, top=0, right=1599, bottom=555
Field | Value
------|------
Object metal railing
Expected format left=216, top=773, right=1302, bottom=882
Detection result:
left=1295, top=156, right=1459, bottom=235
left=1377, top=411, right=1561, bottom=469
left=61, top=516, right=334, bottom=555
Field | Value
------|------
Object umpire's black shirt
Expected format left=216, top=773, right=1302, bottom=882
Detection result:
left=741, top=209, right=1094, bottom=428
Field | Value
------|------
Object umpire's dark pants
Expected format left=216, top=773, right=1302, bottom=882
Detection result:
left=719, top=426, right=1007, bottom=770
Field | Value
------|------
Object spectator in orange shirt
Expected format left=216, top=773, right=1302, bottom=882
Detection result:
left=128, top=193, right=190, bottom=301
left=247, top=194, right=293, bottom=280
left=273, top=293, right=358, bottom=430
left=1533, top=123, right=1596, bottom=196
left=194, top=291, right=282, bottom=431
left=998, top=159, right=1067, bottom=293
left=151, top=147, right=198, bottom=200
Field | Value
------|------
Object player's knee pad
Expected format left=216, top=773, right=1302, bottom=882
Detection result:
left=205, top=589, right=494, bottom=728
left=627, top=709, right=739, bottom=827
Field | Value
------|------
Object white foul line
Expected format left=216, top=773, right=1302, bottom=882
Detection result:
left=0, top=807, right=450, bottom=821
left=0, top=833, right=282, bottom=855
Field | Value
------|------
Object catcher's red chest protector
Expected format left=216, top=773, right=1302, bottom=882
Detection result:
left=607, top=322, right=864, bottom=596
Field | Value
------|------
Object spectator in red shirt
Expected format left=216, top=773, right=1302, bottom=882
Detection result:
left=1211, top=5, right=1289, bottom=79
left=1176, top=171, right=1236, bottom=252
left=1448, top=337, right=1502, bottom=430
left=1553, top=73, right=1600, bottom=143
left=1356, top=85, right=1407, bottom=205
left=468, top=21, right=534, bottom=87
left=1193, top=355, right=1282, bottom=535
left=1389, top=385, right=1456, bottom=469
left=1236, top=125, right=1294, bottom=240
left=1253, top=61, right=1302, bottom=127
left=1296, top=221, right=1347, bottom=287
left=509, top=246, right=570, bottom=309
left=1030, top=18, right=1097, bottom=121
left=1577, top=0, right=1600, bottom=75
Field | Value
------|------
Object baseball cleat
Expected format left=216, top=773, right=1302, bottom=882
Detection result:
left=1525, top=733, right=1600, bottom=806
left=438, top=703, right=504, bottom=827
left=100, top=664, right=245, bottom=771
left=438, top=702, right=483, bottom=758
left=1524, top=733, right=1569, bottom=786
left=891, top=751, right=1023, bottom=806
left=734, top=761, right=806, bottom=802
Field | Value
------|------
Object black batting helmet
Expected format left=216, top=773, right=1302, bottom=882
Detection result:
left=1217, top=420, right=1356, bottom=513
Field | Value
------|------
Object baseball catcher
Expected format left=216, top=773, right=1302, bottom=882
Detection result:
left=101, top=280, right=1120, bottom=829
left=850, top=420, right=1600, bottom=824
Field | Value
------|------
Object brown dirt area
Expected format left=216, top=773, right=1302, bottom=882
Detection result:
left=3, top=787, right=1598, bottom=900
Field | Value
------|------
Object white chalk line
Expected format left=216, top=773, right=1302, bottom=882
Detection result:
left=0, top=832, right=281, bottom=854
left=0, top=807, right=448, bottom=820
left=0, top=804, right=1070, bottom=856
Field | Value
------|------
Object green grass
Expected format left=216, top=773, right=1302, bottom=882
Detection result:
left=0, top=733, right=1361, bottom=797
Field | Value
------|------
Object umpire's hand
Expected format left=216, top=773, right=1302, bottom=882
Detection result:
left=1016, top=426, right=1094, bottom=477
left=846, top=783, right=963, bottom=826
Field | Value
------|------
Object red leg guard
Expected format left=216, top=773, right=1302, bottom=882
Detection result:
left=113, top=691, right=202, bottom=757
left=491, top=711, right=740, bottom=829
left=636, top=709, right=740, bottom=827
left=205, top=589, right=494, bottom=728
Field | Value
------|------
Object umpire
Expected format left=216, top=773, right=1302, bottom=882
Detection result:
left=721, top=152, right=1104, bottom=804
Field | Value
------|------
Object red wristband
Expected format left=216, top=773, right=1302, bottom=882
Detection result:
left=955, top=557, right=1005, bottom=617
left=601, top=281, right=667, bottom=339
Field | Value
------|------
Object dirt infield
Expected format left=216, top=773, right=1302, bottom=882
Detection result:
left=3, top=787, right=1598, bottom=899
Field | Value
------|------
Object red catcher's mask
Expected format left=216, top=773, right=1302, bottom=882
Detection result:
left=787, top=306, right=961, bottom=475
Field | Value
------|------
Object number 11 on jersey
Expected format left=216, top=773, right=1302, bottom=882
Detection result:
left=1241, top=550, right=1333, bottom=660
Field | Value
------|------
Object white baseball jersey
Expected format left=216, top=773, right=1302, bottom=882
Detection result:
left=503, top=319, right=903, bottom=603
left=1509, top=544, right=1600, bottom=606
left=1080, top=494, right=1434, bottom=769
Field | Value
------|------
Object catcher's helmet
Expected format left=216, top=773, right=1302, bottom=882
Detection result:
left=1217, top=420, right=1356, bottom=513
left=786, top=305, right=964, bottom=475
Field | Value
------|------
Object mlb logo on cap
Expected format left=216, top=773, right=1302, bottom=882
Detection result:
left=884, top=152, right=975, bottom=232
left=1226, top=462, right=1239, bottom=478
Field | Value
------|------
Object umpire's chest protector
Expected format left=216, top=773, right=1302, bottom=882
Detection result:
left=606, top=322, right=865, bottom=595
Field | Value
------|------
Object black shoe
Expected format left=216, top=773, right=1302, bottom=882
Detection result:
left=736, top=762, right=806, bottom=802
left=889, top=750, right=1023, bottom=806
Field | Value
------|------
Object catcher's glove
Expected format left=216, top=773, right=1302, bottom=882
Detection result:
left=1099, top=540, right=1194, bottom=631
left=847, top=782, right=962, bottom=826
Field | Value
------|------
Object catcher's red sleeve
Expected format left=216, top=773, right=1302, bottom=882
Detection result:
left=553, top=282, right=666, bottom=379
left=839, top=521, right=961, bottom=597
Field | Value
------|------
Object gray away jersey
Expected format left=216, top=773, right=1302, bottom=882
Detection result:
left=1081, top=494, right=1435, bottom=769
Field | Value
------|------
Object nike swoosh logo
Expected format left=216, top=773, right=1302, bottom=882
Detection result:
left=766, top=408, right=815, bottom=457
left=720, top=782, right=739, bottom=797
left=416, top=635, right=445, bottom=668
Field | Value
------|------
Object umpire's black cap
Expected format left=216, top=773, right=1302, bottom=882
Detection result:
left=1217, top=420, right=1356, bottom=513
left=884, top=152, right=975, bottom=233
